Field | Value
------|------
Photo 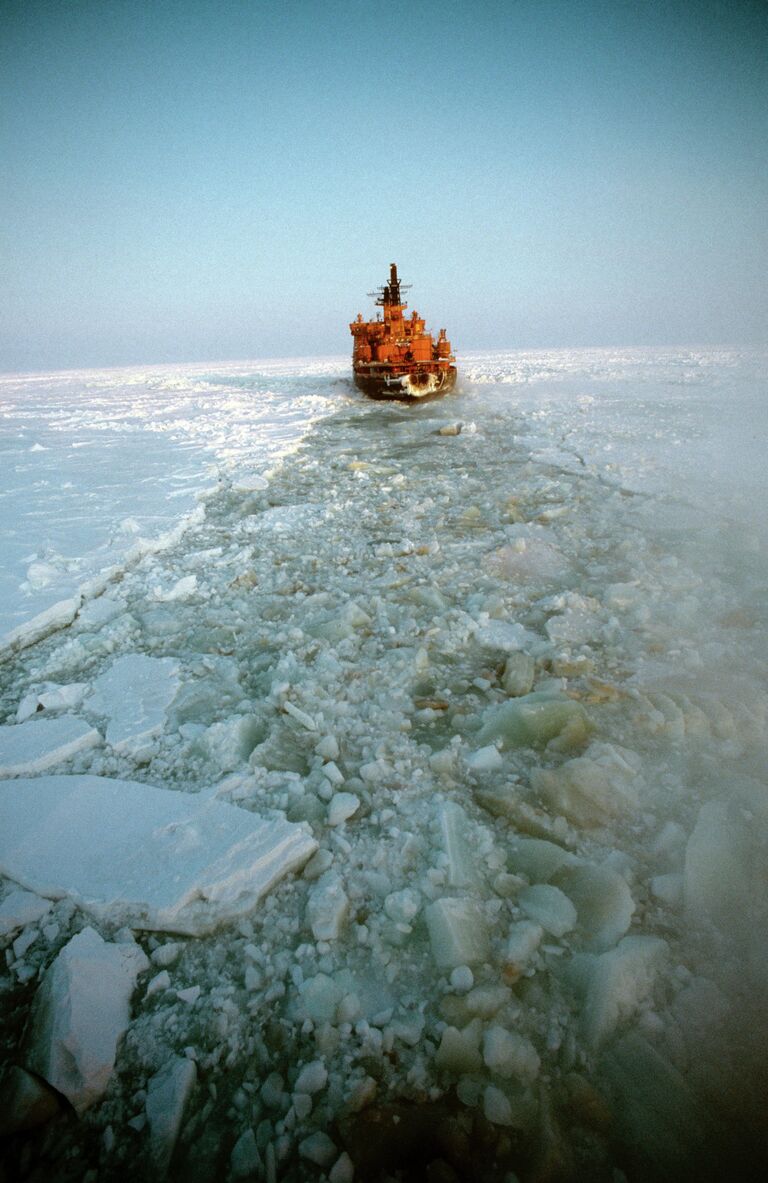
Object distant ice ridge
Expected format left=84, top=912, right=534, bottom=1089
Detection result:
left=0, top=357, right=348, bottom=649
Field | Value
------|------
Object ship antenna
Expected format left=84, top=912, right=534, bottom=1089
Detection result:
left=368, top=263, right=411, bottom=307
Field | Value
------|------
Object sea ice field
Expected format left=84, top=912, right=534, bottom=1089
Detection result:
left=1, top=348, right=767, bottom=1182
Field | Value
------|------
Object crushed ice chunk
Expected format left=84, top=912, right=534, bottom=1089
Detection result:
left=25, top=926, right=149, bottom=1114
left=484, top=537, right=568, bottom=584
left=0, top=889, right=52, bottom=937
left=145, top=970, right=171, bottom=998
left=329, top=1152, right=355, bottom=1183
left=327, top=792, right=360, bottom=826
left=684, top=800, right=751, bottom=928
left=518, top=884, right=577, bottom=937
left=16, top=682, right=88, bottom=722
left=449, top=965, right=474, bottom=993
left=650, top=873, right=684, bottom=908
left=323, top=760, right=345, bottom=786
left=435, top=1026, right=483, bottom=1074
left=294, top=1060, right=328, bottom=1095
left=384, top=888, right=421, bottom=925
left=545, top=595, right=602, bottom=645
left=13, top=927, right=38, bottom=959
left=151, top=574, right=198, bottom=602
left=501, top=652, right=535, bottom=697
left=306, top=872, right=349, bottom=941
left=465, top=744, right=503, bottom=772
left=146, top=1056, right=197, bottom=1174
left=438, top=801, right=480, bottom=888
left=483, top=1084, right=514, bottom=1126
left=177, top=985, right=201, bottom=1005
left=532, top=742, right=640, bottom=826
left=151, top=941, right=183, bottom=968
left=260, top=1071, right=286, bottom=1109
left=475, top=620, right=536, bottom=653
left=464, top=984, right=512, bottom=1018
left=553, top=862, right=635, bottom=950
left=483, top=1025, right=540, bottom=1082
left=503, top=921, right=543, bottom=981
left=571, top=935, right=669, bottom=1049
left=509, top=837, right=577, bottom=882
left=0, top=774, right=317, bottom=935
left=303, top=848, right=334, bottom=881
left=477, top=692, right=590, bottom=751
left=282, top=700, right=317, bottom=731
left=201, top=716, right=261, bottom=772
left=390, top=1011, right=425, bottom=1046
left=425, top=898, right=490, bottom=968
left=230, top=1127, right=262, bottom=1178
left=293, top=1092, right=313, bottom=1119
left=315, top=734, right=340, bottom=760
left=299, top=1131, right=337, bottom=1167
left=0, top=716, right=100, bottom=778
left=232, top=472, right=269, bottom=493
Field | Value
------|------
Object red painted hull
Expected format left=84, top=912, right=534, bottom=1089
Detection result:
left=353, top=365, right=457, bottom=401
left=350, top=265, right=456, bottom=402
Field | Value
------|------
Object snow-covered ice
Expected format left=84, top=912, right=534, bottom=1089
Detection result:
left=0, top=358, right=343, bottom=646
left=1, top=348, right=767, bottom=1182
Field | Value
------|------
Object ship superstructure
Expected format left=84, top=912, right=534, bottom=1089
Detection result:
left=350, top=264, right=457, bottom=399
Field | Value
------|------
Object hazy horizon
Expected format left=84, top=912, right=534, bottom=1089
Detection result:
left=2, top=0, right=767, bottom=372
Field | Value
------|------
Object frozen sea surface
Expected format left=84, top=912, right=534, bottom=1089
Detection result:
left=0, top=348, right=767, bottom=1182
left=0, top=357, right=347, bottom=644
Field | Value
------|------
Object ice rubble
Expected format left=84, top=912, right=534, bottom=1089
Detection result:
left=0, top=350, right=766, bottom=1180
left=0, top=775, right=317, bottom=934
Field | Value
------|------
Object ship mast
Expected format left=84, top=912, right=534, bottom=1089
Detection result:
left=368, top=263, right=411, bottom=320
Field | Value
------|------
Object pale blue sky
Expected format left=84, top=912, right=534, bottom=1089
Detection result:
left=1, top=0, right=766, bottom=370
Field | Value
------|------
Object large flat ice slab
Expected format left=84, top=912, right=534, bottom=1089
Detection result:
left=0, top=716, right=100, bottom=778
left=0, top=775, right=317, bottom=935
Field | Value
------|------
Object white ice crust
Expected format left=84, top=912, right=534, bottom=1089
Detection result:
left=0, top=775, right=317, bottom=934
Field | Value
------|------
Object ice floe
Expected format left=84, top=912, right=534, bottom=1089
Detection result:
left=0, top=774, right=317, bottom=934
left=0, top=715, right=100, bottom=777
left=87, top=653, right=180, bottom=756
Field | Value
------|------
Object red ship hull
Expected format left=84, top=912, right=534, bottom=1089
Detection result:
left=353, top=364, right=457, bottom=401
left=350, top=264, right=456, bottom=402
